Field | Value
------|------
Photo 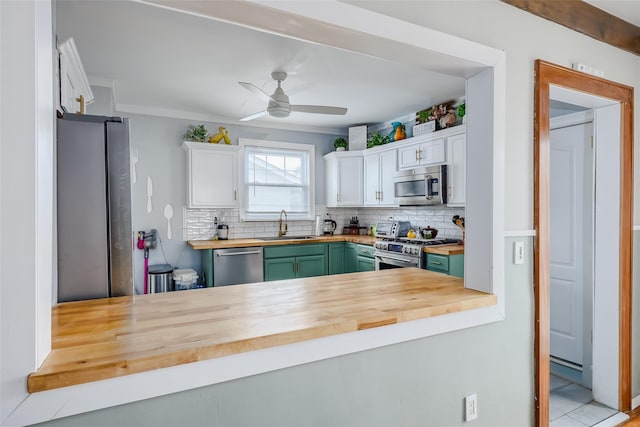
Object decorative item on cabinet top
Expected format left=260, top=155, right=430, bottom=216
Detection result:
left=334, top=137, right=347, bottom=152
left=209, top=127, right=231, bottom=144
left=367, top=132, right=388, bottom=149
left=414, top=98, right=465, bottom=135
left=183, top=124, right=209, bottom=142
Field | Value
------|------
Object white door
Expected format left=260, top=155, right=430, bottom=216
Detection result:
left=549, top=122, right=593, bottom=368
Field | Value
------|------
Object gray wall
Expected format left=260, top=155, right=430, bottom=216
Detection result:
left=37, top=238, right=534, bottom=427
left=109, top=104, right=336, bottom=293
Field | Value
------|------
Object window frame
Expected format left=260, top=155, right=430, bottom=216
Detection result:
left=238, top=138, right=316, bottom=221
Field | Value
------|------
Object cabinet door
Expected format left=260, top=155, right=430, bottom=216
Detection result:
left=446, top=133, right=466, bottom=206
left=363, top=153, right=381, bottom=206
left=448, top=254, right=465, bottom=278
left=344, top=243, right=357, bottom=273
left=356, top=255, right=375, bottom=272
left=378, top=150, right=397, bottom=206
left=264, top=257, right=296, bottom=281
left=189, top=148, right=237, bottom=208
left=325, top=156, right=338, bottom=208
left=297, top=254, right=328, bottom=278
left=337, top=157, right=363, bottom=206
left=59, top=38, right=94, bottom=114
left=328, top=243, right=345, bottom=275
left=419, top=139, right=446, bottom=166
left=398, top=143, right=421, bottom=170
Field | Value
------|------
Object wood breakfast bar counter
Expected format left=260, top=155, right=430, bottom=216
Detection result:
left=28, top=268, right=495, bottom=393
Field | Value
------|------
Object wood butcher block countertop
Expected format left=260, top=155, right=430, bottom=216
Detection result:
left=188, top=234, right=377, bottom=250
left=29, top=268, right=491, bottom=393
left=423, top=244, right=465, bottom=255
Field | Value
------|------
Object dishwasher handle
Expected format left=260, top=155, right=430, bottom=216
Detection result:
left=215, top=250, right=262, bottom=257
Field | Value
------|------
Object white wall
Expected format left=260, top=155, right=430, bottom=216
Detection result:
left=0, top=0, right=54, bottom=423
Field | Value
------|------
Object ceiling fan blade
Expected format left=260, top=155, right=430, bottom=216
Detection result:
left=239, top=110, right=268, bottom=122
left=239, top=82, right=274, bottom=103
left=290, top=105, right=348, bottom=115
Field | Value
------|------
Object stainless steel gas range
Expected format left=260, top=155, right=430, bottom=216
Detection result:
left=373, top=221, right=461, bottom=270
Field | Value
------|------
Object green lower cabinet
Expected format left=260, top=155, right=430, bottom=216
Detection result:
left=264, top=257, right=297, bottom=281
left=263, top=243, right=328, bottom=281
left=425, top=253, right=464, bottom=277
left=344, top=243, right=374, bottom=273
left=344, top=243, right=357, bottom=273
left=328, top=242, right=345, bottom=275
left=356, top=255, right=375, bottom=272
left=297, top=254, right=328, bottom=278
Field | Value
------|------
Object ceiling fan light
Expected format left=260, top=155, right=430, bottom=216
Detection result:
left=268, top=106, right=290, bottom=118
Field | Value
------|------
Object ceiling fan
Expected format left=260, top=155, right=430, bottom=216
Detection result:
left=239, top=71, right=348, bottom=121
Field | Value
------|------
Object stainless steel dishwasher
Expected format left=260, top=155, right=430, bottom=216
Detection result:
left=213, top=247, right=264, bottom=286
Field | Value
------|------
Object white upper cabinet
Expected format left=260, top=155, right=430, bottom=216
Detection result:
left=446, top=131, right=466, bottom=207
left=324, top=151, right=363, bottom=207
left=398, top=137, right=446, bottom=170
left=58, top=38, right=94, bottom=115
left=183, top=142, right=239, bottom=208
left=363, top=149, right=397, bottom=206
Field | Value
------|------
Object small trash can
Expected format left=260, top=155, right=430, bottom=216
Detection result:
left=173, top=268, right=199, bottom=291
left=148, top=264, right=174, bottom=293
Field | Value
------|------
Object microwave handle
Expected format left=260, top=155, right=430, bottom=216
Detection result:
left=425, top=174, right=433, bottom=200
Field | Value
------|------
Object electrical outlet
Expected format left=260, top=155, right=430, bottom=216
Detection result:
left=514, top=241, right=524, bottom=265
left=465, top=394, right=478, bottom=421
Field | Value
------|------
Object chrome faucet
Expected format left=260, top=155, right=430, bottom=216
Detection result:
left=278, top=209, right=288, bottom=237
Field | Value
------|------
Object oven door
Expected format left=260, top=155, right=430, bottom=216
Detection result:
left=374, top=252, right=420, bottom=270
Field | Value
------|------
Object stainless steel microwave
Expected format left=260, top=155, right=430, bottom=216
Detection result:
left=393, top=165, right=447, bottom=206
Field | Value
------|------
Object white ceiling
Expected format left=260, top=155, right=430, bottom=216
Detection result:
left=584, top=0, right=640, bottom=27
left=55, top=1, right=466, bottom=133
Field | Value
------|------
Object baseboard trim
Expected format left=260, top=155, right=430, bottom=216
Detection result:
left=632, top=394, right=640, bottom=410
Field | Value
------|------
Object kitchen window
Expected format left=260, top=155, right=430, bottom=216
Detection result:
left=239, top=138, right=315, bottom=221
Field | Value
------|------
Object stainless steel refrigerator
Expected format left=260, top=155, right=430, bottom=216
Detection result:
left=57, top=113, right=134, bottom=302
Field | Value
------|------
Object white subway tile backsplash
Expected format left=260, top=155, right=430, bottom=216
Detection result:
left=184, top=204, right=465, bottom=241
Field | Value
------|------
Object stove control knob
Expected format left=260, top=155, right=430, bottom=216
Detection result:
left=413, top=247, right=419, bottom=255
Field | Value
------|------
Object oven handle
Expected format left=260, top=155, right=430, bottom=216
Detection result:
left=375, top=253, right=420, bottom=268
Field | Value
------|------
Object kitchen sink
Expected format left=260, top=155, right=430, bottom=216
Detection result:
left=259, top=235, right=317, bottom=241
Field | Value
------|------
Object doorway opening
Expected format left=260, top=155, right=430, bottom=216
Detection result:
left=534, top=60, right=633, bottom=427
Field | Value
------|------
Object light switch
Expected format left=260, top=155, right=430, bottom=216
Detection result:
left=513, top=241, right=524, bottom=265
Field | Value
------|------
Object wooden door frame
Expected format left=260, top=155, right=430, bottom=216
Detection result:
left=534, top=59, right=634, bottom=426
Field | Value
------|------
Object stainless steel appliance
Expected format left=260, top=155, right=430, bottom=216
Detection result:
left=374, top=237, right=461, bottom=270
left=213, top=247, right=264, bottom=286
left=57, top=113, right=134, bottom=302
left=393, top=165, right=447, bottom=206
left=374, top=220, right=412, bottom=239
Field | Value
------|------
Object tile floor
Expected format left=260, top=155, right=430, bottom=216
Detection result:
left=550, top=375, right=621, bottom=426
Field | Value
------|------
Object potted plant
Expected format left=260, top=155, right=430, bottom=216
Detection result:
left=183, top=124, right=208, bottom=142
left=367, top=132, right=388, bottom=149
left=457, top=103, right=466, bottom=123
left=417, top=107, right=435, bottom=124
left=334, top=137, right=348, bottom=151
